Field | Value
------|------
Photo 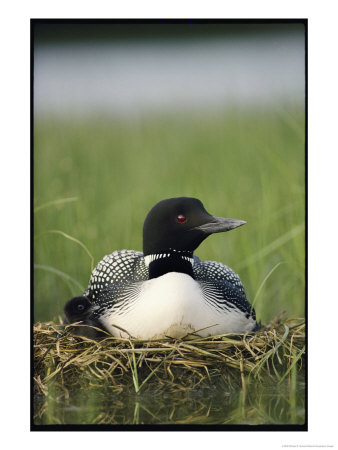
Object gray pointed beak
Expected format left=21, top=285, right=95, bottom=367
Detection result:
left=194, top=216, right=246, bottom=234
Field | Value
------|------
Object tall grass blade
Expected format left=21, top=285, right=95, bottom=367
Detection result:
left=237, top=224, right=304, bottom=270
left=34, top=197, right=78, bottom=213
left=44, top=230, right=94, bottom=272
left=278, top=345, right=305, bottom=384
left=127, top=352, right=140, bottom=393
left=133, top=402, right=140, bottom=424
left=251, top=261, right=285, bottom=313
left=34, top=264, right=85, bottom=292
left=252, top=324, right=290, bottom=377
left=137, top=349, right=176, bottom=393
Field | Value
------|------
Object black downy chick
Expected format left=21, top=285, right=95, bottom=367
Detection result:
left=64, top=296, right=107, bottom=339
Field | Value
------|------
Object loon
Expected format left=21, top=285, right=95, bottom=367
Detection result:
left=64, top=296, right=108, bottom=339
left=65, top=197, right=259, bottom=339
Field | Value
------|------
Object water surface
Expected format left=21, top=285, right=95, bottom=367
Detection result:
left=34, top=371, right=305, bottom=426
left=34, top=33, right=305, bottom=118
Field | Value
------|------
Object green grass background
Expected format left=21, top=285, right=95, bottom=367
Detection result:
left=34, top=106, right=305, bottom=324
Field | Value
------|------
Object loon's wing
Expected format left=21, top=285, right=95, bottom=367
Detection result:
left=89, top=282, right=143, bottom=315
left=199, top=279, right=256, bottom=318
left=193, top=260, right=246, bottom=295
left=83, top=250, right=148, bottom=300
left=193, top=260, right=259, bottom=327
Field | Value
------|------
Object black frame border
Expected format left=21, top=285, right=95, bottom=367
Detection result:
left=30, top=18, right=308, bottom=432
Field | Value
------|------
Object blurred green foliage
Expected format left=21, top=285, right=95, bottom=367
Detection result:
left=34, top=106, right=305, bottom=323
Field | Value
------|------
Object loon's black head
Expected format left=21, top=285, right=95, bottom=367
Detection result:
left=143, top=197, right=246, bottom=256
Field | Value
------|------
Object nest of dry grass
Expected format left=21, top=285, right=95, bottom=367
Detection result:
left=33, top=315, right=305, bottom=396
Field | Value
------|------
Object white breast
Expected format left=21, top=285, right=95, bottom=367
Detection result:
left=99, top=272, right=255, bottom=339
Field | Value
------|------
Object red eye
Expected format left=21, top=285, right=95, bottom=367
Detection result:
left=177, top=214, right=186, bottom=223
